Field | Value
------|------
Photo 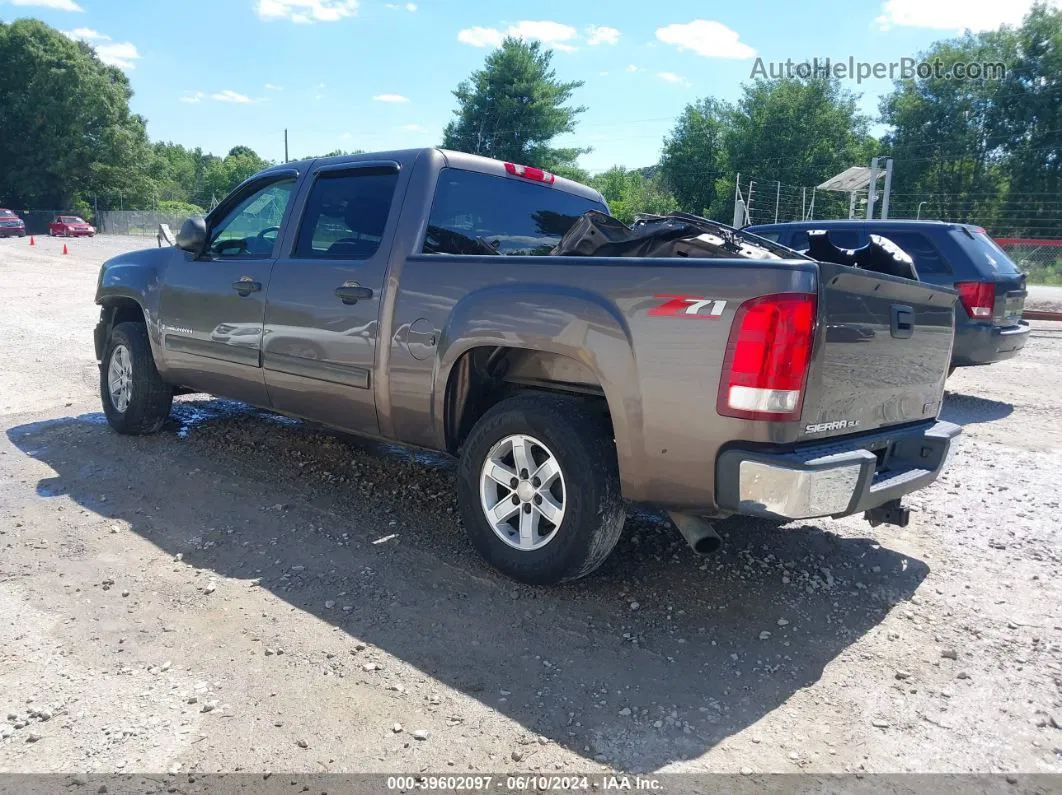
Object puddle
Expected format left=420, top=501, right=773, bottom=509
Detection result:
left=169, top=397, right=455, bottom=470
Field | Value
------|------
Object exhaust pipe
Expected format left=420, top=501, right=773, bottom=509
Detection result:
left=668, top=511, right=722, bottom=556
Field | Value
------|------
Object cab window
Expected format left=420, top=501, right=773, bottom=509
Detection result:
left=424, top=169, right=606, bottom=256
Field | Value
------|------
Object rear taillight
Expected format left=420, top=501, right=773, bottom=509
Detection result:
left=955, top=281, right=994, bottom=319
left=504, top=162, right=556, bottom=184
left=717, top=293, right=816, bottom=421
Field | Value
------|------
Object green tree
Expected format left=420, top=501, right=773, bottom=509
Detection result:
left=659, top=98, right=729, bottom=217
left=879, top=29, right=1014, bottom=226
left=0, top=18, right=154, bottom=209
left=590, top=167, right=676, bottom=224
left=988, top=4, right=1062, bottom=237
left=442, top=38, right=587, bottom=172
left=725, top=78, right=878, bottom=199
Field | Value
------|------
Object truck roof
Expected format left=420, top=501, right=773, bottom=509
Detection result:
left=749, top=219, right=978, bottom=231
left=263, top=148, right=606, bottom=206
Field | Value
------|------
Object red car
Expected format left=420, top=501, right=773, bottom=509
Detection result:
left=0, top=208, right=26, bottom=238
left=49, top=215, right=95, bottom=237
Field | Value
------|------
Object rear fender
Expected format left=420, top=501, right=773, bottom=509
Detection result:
left=435, top=285, right=647, bottom=498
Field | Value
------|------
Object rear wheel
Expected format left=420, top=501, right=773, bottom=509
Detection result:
left=457, top=394, right=626, bottom=585
left=100, top=322, right=173, bottom=434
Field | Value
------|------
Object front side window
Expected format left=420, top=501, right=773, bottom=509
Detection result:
left=423, top=169, right=606, bottom=256
left=209, top=178, right=296, bottom=258
left=293, top=167, right=398, bottom=260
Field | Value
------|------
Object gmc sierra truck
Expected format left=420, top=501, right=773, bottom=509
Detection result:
left=93, top=148, right=960, bottom=584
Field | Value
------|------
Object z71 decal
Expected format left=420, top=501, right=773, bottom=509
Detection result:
left=649, top=295, right=727, bottom=319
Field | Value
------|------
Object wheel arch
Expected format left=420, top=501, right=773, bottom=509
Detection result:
left=434, top=285, right=646, bottom=499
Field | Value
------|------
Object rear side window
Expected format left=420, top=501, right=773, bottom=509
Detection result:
left=423, top=169, right=606, bottom=256
left=294, top=167, right=398, bottom=260
left=790, top=228, right=861, bottom=250
left=957, top=230, right=1022, bottom=276
left=876, top=231, right=952, bottom=275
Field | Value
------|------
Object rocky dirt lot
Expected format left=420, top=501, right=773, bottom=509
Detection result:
left=0, top=234, right=1060, bottom=777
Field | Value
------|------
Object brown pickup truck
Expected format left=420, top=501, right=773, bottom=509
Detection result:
left=94, top=148, right=960, bottom=584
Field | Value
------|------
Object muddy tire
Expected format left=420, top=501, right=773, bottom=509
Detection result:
left=101, top=322, right=173, bottom=435
left=456, top=394, right=626, bottom=585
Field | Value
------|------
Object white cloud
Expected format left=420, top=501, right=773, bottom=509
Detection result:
left=179, top=91, right=205, bottom=103
left=625, top=64, right=641, bottom=72
left=400, top=123, right=424, bottom=131
left=255, top=0, right=358, bottom=23
left=457, top=19, right=578, bottom=51
left=599, top=70, right=609, bottom=76
left=874, top=0, right=1059, bottom=31
left=264, top=83, right=283, bottom=91
left=507, top=20, right=577, bottom=44
left=63, top=28, right=141, bottom=69
left=373, top=93, right=409, bottom=103
left=11, top=0, right=83, bottom=11
left=385, top=2, right=416, bottom=9
left=657, top=71, right=691, bottom=87
left=457, top=26, right=504, bottom=47
left=585, top=25, right=620, bottom=46
left=655, top=19, right=756, bottom=59
left=212, top=89, right=253, bottom=103
left=459, top=26, right=505, bottom=48
left=65, top=26, right=105, bottom=40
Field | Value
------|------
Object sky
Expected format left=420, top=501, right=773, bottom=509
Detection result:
left=1, top=0, right=1056, bottom=173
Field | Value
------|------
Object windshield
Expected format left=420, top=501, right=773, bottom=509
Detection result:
left=61, top=216, right=86, bottom=224
left=0, top=210, right=14, bottom=218
left=960, top=230, right=1023, bottom=276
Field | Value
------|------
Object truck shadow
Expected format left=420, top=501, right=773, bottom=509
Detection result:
left=940, top=391, right=1013, bottom=426
left=7, top=400, right=928, bottom=772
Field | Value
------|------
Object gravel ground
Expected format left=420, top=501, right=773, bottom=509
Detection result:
left=0, top=234, right=1061, bottom=776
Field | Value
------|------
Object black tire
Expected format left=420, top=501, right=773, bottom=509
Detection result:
left=100, top=322, right=173, bottom=434
left=456, top=394, right=626, bottom=585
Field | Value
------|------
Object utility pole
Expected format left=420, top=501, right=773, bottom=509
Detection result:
left=774, top=180, right=781, bottom=223
left=866, top=157, right=879, bottom=219
left=284, top=129, right=289, bottom=163
left=881, top=158, right=894, bottom=219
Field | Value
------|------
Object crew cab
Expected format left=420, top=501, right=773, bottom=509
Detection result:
left=747, top=220, right=1030, bottom=371
left=49, top=215, right=95, bottom=237
left=0, top=208, right=26, bottom=238
left=93, top=149, right=960, bottom=584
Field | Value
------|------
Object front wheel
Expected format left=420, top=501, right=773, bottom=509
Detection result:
left=456, top=394, right=626, bottom=585
left=100, top=322, right=173, bottom=434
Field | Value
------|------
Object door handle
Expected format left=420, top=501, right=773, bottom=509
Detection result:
left=232, top=279, right=262, bottom=295
left=335, top=285, right=374, bottom=305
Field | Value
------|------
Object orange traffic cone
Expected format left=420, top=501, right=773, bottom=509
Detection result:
left=29, top=236, right=34, bottom=246
left=62, top=243, right=69, bottom=255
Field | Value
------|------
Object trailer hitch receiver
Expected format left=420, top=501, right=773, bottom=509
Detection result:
left=864, top=499, right=910, bottom=528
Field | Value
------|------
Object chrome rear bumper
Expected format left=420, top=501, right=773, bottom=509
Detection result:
left=716, top=420, right=961, bottom=521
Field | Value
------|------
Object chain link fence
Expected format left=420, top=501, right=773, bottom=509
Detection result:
left=96, top=210, right=189, bottom=237
left=996, top=239, right=1062, bottom=285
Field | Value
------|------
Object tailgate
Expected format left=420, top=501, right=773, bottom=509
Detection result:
left=801, top=262, right=957, bottom=438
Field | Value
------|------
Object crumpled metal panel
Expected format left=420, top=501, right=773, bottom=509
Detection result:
left=551, top=211, right=803, bottom=261
left=552, top=210, right=919, bottom=281
left=804, top=229, right=919, bottom=280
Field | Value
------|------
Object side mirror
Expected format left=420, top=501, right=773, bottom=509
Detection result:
left=176, top=216, right=207, bottom=255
